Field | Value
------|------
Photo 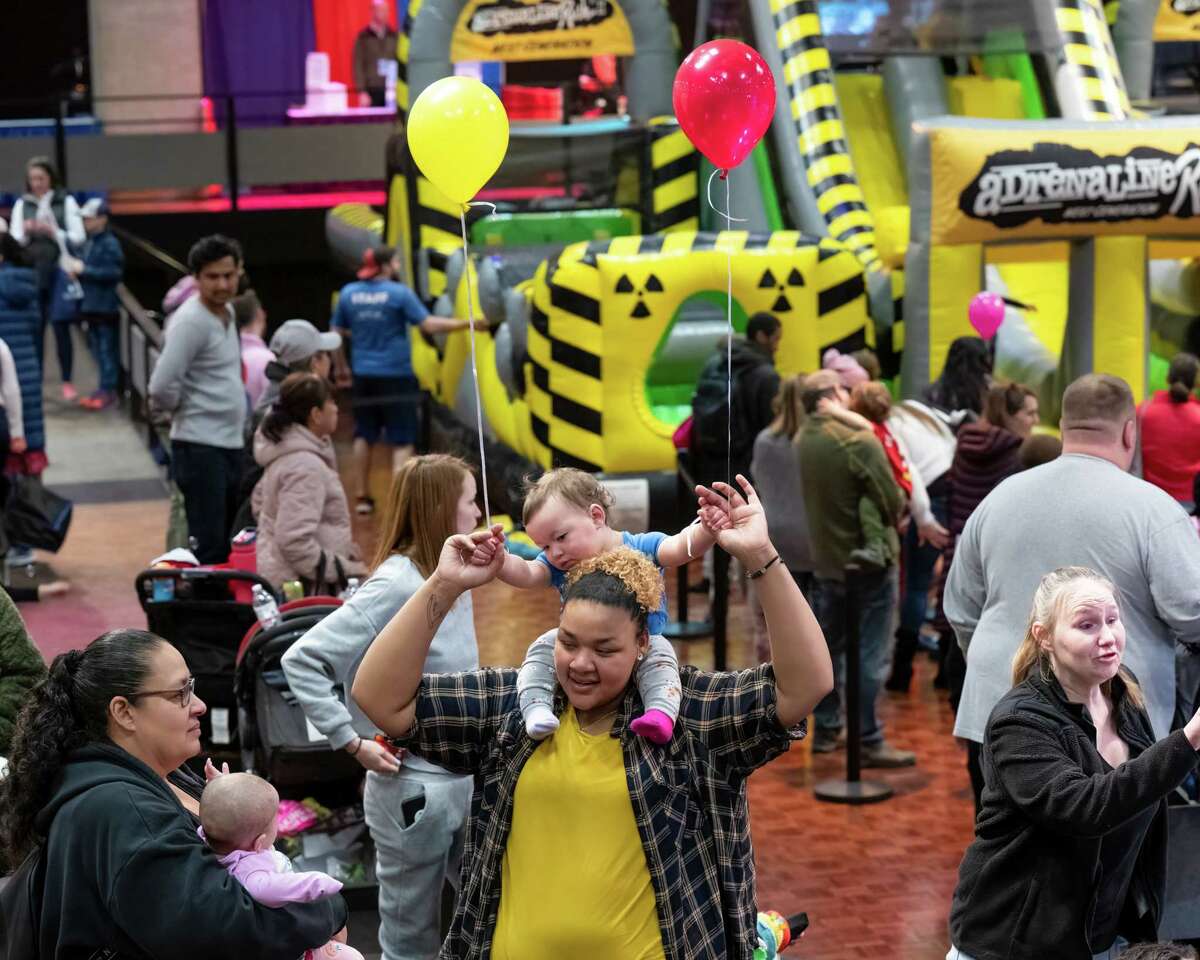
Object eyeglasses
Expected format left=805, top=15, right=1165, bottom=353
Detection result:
left=128, top=676, right=195, bottom=709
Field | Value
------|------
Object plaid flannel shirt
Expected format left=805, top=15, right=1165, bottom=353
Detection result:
left=397, top=650, right=805, bottom=959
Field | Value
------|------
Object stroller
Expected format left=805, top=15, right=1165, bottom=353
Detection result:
left=235, top=597, right=364, bottom=787
left=136, top=567, right=279, bottom=756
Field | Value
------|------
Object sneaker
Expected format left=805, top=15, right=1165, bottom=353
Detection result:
left=80, top=391, right=115, bottom=411
left=812, top=728, right=842, bottom=753
left=62, top=383, right=78, bottom=402
left=861, top=741, right=917, bottom=768
left=355, top=497, right=375, bottom=516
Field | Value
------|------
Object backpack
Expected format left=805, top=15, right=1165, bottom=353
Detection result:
left=689, top=356, right=756, bottom=479
left=0, top=845, right=44, bottom=960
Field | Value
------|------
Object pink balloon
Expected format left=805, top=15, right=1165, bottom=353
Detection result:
left=672, top=40, right=776, bottom=172
left=968, top=292, right=1006, bottom=339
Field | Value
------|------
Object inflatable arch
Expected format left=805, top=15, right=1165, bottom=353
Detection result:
left=417, top=229, right=870, bottom=474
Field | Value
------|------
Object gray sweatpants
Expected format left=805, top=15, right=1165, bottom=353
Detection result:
left=517, top=632, right=681, bottom=722
left=363, top=768, right=473, bottom=960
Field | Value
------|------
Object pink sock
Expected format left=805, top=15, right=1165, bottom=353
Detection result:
left=630, top=709, right=674, bottom=744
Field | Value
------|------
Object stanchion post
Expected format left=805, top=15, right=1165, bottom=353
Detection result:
left=814, top=566, right=893, bottom=804
left=664, top=452, right=713, bottom=643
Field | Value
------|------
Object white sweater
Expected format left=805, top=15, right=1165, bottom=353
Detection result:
left=0, top=339, right=23, bottom=440
left=886, top=400, right=956, bottom=487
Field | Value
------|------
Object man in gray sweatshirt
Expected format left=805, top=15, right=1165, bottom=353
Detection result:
left=946, top=373, right=1200, bottom=811
left=148, top=235, right=245, bottom=563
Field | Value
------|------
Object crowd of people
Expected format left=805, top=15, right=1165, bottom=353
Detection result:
left=2, top=193, right=1200, bottom=960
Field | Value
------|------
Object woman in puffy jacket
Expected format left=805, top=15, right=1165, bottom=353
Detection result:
left=252, top=372, right=363, bottom=590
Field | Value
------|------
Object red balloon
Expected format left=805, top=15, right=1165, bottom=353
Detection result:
left=672, top=40, right=777, bottom=172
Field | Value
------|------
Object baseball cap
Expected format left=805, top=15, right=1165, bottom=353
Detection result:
left=80, top=198, right=110, bottom=218
left=269, top=319, right=341, bottom=366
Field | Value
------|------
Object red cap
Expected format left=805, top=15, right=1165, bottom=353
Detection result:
left=357, top=248, right=381, bottom=280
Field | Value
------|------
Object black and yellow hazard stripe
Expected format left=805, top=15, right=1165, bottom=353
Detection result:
left=1055, top=0, right=1131, bottom=120
left=524, top=230, right=869, bottom=470
left=767, top=0, right=880, bottom=273
left=412, top=176, right=463, bottom=301
left=647, top=117, right=700, bottom=235
left=526, top=252, right=605, bottom=470
left=394, top=0, right=423, bottom=125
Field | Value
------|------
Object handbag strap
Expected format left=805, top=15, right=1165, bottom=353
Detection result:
left=309, top=551, right=347, bottom=597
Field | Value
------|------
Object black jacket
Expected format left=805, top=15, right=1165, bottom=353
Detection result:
left=689, top=339, right=779, bottom=485
left=950, top=671, right=1199, bottom=959
left=36, top=742, right=346, bottom=959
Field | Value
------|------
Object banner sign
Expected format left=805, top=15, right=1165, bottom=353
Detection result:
left=929, top=124, right=1200, bottom=244
left=451, top=0, right=634, bottom=62
left=1155, top=0, right=1200, bottom=41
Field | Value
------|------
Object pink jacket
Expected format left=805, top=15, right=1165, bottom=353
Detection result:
left=251, top=424, right=359, bottom=587
left=218, top=847, right=342, bottom=909
left=240, top=332, right=274, bottom=409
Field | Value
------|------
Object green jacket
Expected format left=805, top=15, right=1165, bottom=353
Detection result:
left=0, top=588, right=44, bottom=754
left=797, top=413, right=905, bottom=581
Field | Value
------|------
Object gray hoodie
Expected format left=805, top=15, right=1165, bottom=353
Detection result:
left=280, top=553, right=478, bottom=775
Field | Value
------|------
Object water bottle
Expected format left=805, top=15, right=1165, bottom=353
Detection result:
left=340, top=578, right=361, bottom=600
left=251, top=584, right=280, bottom=629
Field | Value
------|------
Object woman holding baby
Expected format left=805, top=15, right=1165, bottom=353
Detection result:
left=0, top=629, right=347, bottom=958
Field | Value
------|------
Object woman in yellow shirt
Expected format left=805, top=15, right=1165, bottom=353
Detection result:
left=353, top=476, right=834, bottom=960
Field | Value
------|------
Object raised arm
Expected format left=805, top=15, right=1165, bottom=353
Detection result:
left=494, top=551, right=553, bottom=588
left=656, top=519, right=716, bottom=569
left=696, top=476, right=833, bottom=728
left=353, top=526, right=505, bottom=736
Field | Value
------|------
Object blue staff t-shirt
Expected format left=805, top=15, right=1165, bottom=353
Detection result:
left=331, top=279, right=426, bottom=378
left=536, top=530, right=669, bottom=635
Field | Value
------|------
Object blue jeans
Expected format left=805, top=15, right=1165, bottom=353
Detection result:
left=812, top=569, right=896, bottom=746
left=900, top=487, right=949, bottom=633
left=171, top=440, right=243, bottom=564
left=84, top=313, right=119, bottom=393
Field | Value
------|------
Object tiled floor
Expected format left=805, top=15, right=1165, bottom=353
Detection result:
left=24, top=371, right=972, bottom=960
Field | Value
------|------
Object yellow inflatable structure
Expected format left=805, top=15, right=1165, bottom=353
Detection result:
left=416, top=229, right=870, bottom=474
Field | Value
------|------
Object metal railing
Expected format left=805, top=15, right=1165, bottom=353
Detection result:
left=117, top=283, right=165, bottom=448
left=0, top=91, right=394, bottom=209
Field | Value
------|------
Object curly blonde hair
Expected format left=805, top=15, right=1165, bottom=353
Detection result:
left=564, top=547, right=664, bottom=626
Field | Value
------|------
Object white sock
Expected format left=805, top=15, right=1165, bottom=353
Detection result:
left=525, top=704, right=559, bottom=740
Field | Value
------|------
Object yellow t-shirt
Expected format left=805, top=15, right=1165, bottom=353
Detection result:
left=490, top=706, right=666, bottom=960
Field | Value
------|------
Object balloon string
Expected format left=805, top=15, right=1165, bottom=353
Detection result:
left=706, top=168, right=748, bottom=225
left=724, top=173, right=733, bottom=494
left=468, top=200, right=498, bottom=216
left=458, top=207, right=492, bottom=529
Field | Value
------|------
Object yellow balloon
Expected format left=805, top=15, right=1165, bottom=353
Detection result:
left=407, top=77, right=510, bottom=206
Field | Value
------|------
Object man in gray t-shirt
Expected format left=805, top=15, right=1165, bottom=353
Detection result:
left=148, top=235, right=245, bottom=563
left=946, top=374, right=1200, bottom=810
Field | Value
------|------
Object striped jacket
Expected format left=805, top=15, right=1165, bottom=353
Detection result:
left=398, top=654, right=805, bottom=959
